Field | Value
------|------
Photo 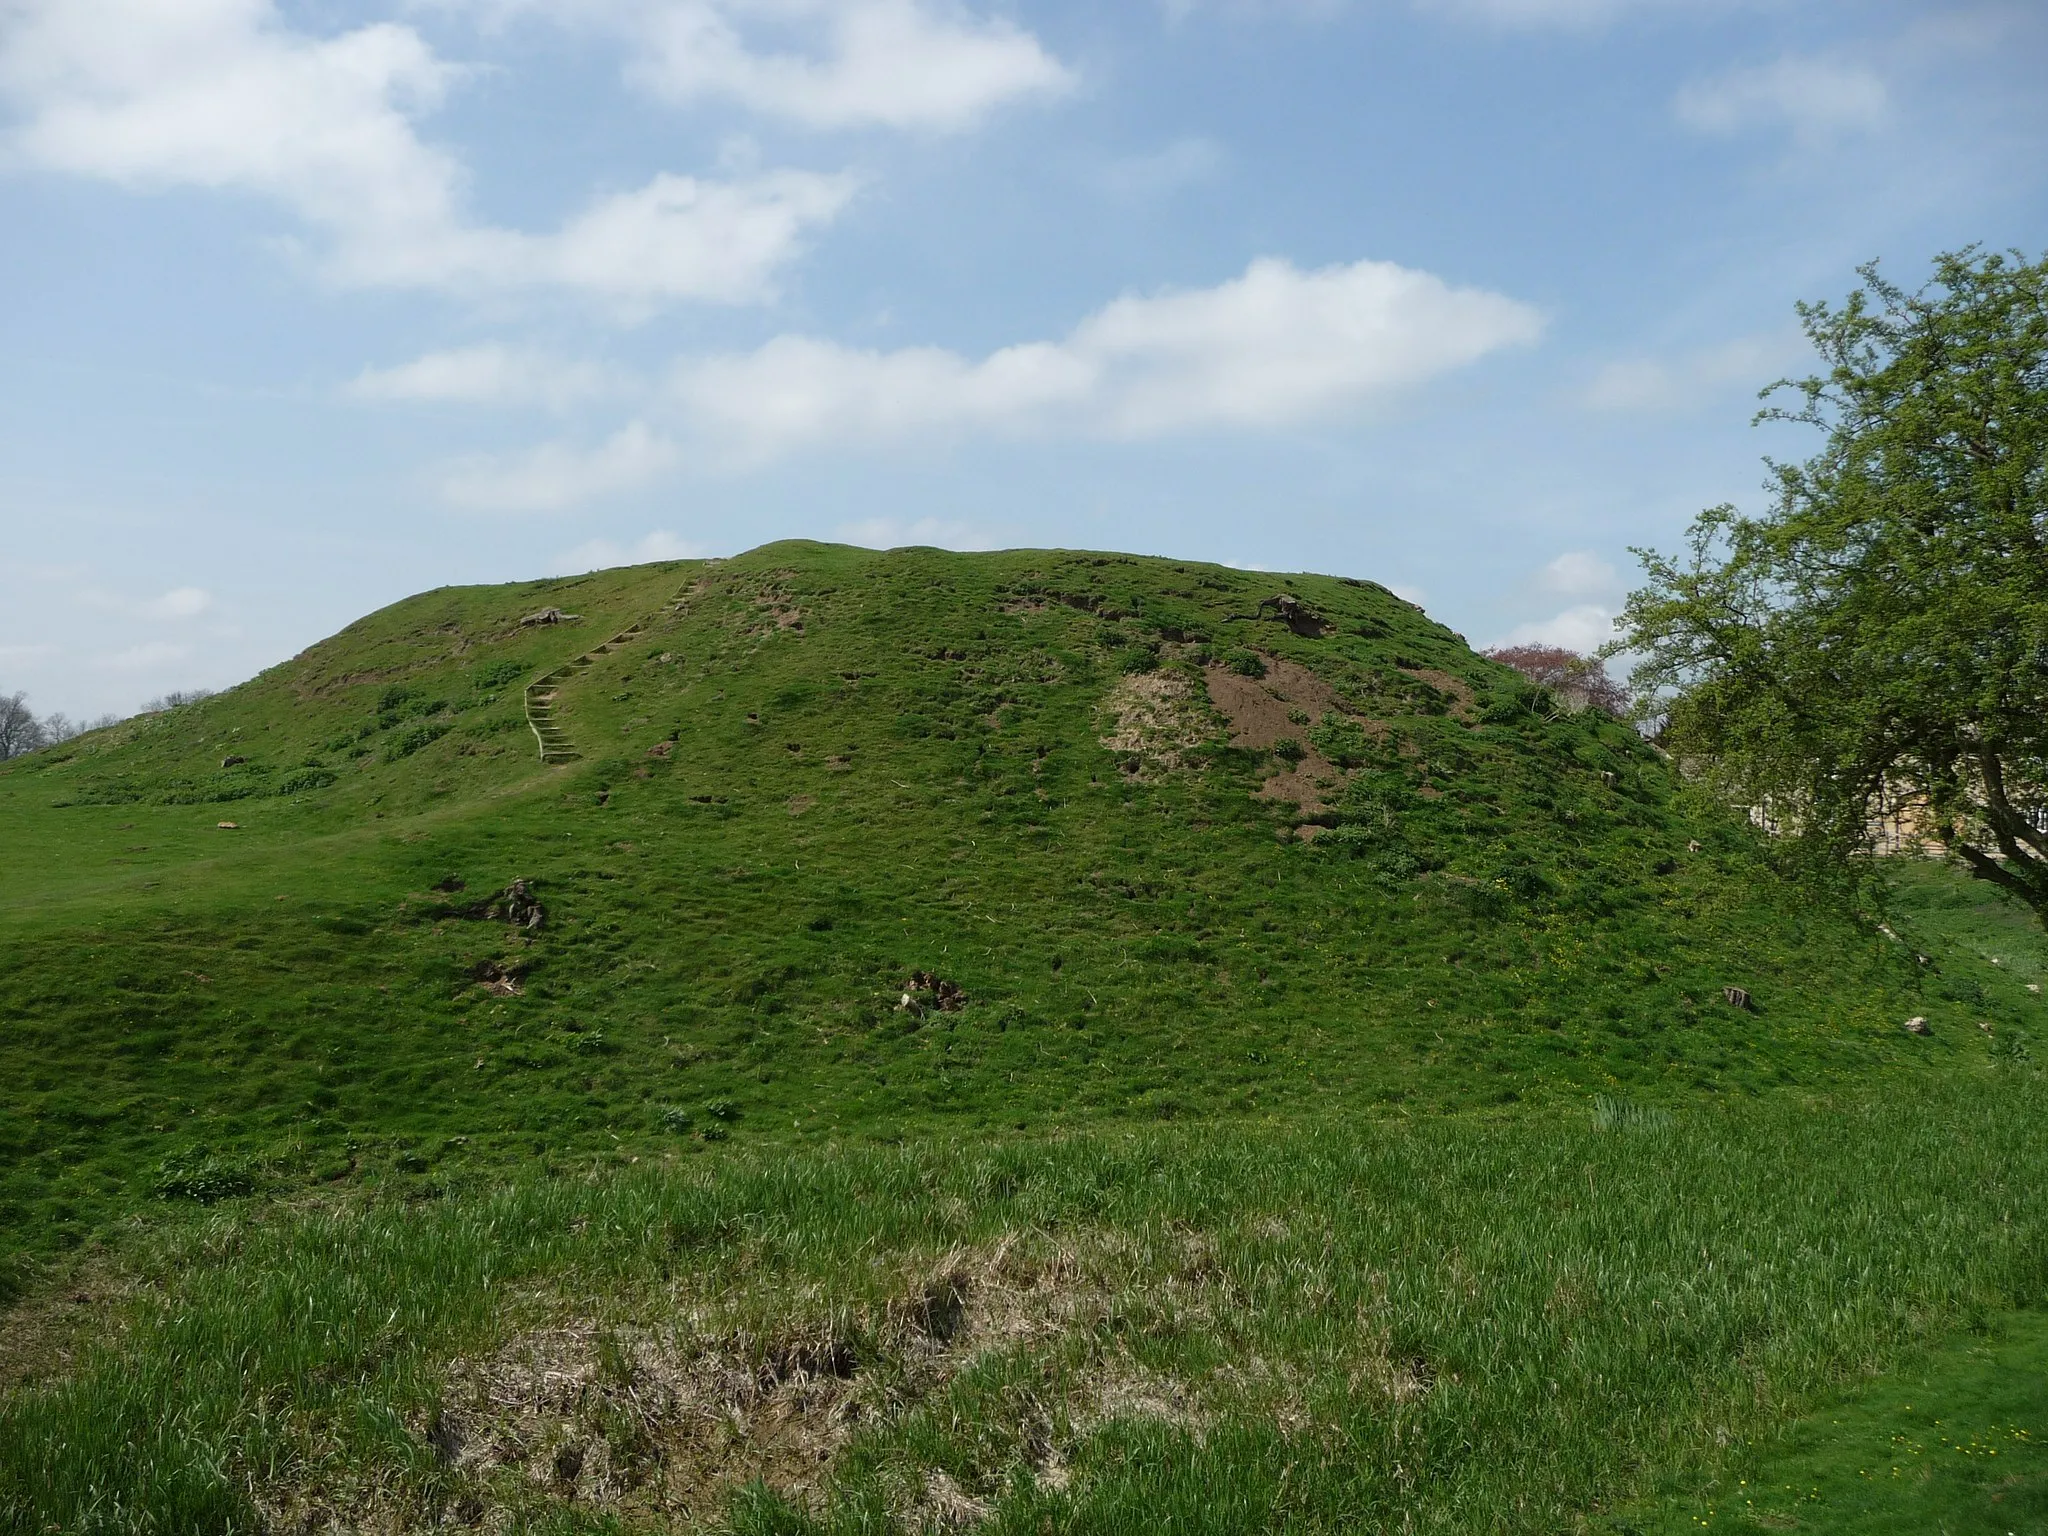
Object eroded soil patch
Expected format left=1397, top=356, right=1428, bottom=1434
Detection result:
left=253, top=1232, right=1232, bottom=1533
left=1097, top=672, right=1211, bottom=776
left=1203, top=655, right=1385, bottom=817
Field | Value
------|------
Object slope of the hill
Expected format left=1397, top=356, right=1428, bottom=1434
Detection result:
left=0, top=542, right=2018, bottom=1261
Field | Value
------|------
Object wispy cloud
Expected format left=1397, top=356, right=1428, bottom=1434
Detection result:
left=1675, top=56, right=1889, bottom=141
left=1092, top=137, right=1226, bottom=198
left=1490, top=604, right=1620, bottom=653
left=439, top=0, right=1072, bottom=131
left=1585, top=330, right=1804, bottom=413
left=623, top=0, right=1075, bottom=131
left=1536, top=551, right=1618, bottom=600
left=552, top=528, right=707, bottom=572
left=1168, top=0, right=1742, bottom=32
left=1487, top=551, right=1630, bottom=652
left=142, top=587, right=213, bottom=619
left=668, top=256, right=1545, bottom=457
left=437, top=421, right=678, bottom=511
left=0, top=0, right=855, bottom=308
left=350, top=345, right=621, bottom=409
left=836, top=515, right=1009, bottom=551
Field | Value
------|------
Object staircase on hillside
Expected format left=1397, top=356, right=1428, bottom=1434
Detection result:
left=522, top=578, right=703, bottom=765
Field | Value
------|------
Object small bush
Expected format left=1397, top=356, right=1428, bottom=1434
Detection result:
left=1494, top=858, right=1554, bottom=902
left=658, top=1107, right=694, bottom=1134
left=382, top=723, right=449, bottom=763
left=1311, top=717, right=1378, bottom=770
left=1273, top=737, right=1306, bottom=765
left=471, top=660, right=531, bottom=691
left=1224, top=649, right=1266, bottom=678
left=705, top=1098, right=740, bottom=1122
left=277, top=768, right=338, bottom=795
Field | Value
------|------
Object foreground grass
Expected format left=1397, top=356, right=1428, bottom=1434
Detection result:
left=1630, top=1308, right=2048, bottom=1533
left=5, top=1074, right=2046, bottom=1534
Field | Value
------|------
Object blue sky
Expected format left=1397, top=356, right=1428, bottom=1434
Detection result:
left=2, top=0, right=2044, bottom=717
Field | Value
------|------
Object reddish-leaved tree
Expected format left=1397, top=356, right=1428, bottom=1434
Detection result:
left=1484, top=645, right=1630, bottom=718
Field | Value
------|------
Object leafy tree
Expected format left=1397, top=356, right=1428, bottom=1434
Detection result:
left=1619, top=248, right=2048, bottom=924
left=1484, top=644, right=1629, bottom=717
left=0, top=692, right=40, bottom=760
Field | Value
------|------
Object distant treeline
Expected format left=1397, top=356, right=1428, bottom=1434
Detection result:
left=0, top=687, right=213, bottom=760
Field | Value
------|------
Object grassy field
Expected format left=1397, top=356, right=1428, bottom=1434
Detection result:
left=2, top=541, right=2044, bottom=1532
left=6, top=1074, right=2048, bottom=1535
left=1627, top=1307, right=2048, bottom=1533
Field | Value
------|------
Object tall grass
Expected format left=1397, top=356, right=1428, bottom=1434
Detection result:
left=6, top=1075, right=2047, bottom=1533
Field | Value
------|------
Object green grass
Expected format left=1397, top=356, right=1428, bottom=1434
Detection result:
left=5, top=1074, right=2048, bottom=1535
left=4, top=542, right=2027, bottom=1269
left=1628, top=1309, right=2048, bottom=1533
left=5, top=540, right=2048, bottom=1532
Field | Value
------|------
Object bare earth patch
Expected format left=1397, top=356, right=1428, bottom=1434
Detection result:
left=1203, top=655, right=1383, bottom=818
left=252, top=1232, right=1234, bottom=1533
left=1097, top=672, right=1211, bottom=776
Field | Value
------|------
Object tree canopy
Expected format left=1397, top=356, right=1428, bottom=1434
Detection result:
left=1620, top=247, right=2048, bottom=924
left=1484, top=644, right=1629, bottom=718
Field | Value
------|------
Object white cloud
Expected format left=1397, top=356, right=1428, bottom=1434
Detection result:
left=438, top=421, right=679, bottom=510
left=553, top=528, right=707, bottom=572
left=144, top=587, right=213, bottom=619
left=1674, top=57, right=1889, bottom=140
left=1419, top=0, right=1707, bottom=25
left=1537, top=551, right=1618, bottom=600
left=351, top=345, right=619, bottom=408
left=0, top=642, right=56, bottom=662
left=668, top=256, right=1545, bottom=456
left=1179, top=0, right=1741, bottom=31
left=836, top=515, right=1008, bottom=550
left=625, top=0, right=1075, bottom=131
left=0, top=0, right=854, bottom=306
left=1584, top=330, right=1803, bottom=413
left=535, top=168, right=857, bottom=307
left=1491, top=604, right=1619, bottom=653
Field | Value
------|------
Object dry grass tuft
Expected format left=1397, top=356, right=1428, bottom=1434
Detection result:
left=248, top=1228, right=1240, bottom=1532
left=1096, top=673, right=1211, bottom=776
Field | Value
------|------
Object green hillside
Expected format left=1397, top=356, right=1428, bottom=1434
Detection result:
left=4, top=541, right=2045, bottom=1535
left=0, top=541, right=2022, bottom=1261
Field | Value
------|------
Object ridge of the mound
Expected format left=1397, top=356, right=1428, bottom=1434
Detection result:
left=0, top=541, right=2015, bottom=1262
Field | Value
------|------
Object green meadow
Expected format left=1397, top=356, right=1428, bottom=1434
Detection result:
left=2, top=542, right=2043, bottom=1532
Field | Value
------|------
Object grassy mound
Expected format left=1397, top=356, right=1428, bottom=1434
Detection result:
left=6, top=541, right=2048, bottom=1533
left=1, top=542, right=2031, bottom=1264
